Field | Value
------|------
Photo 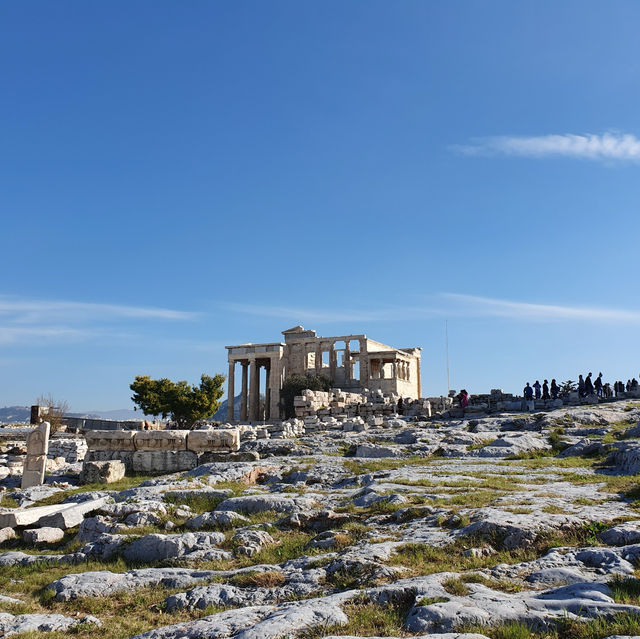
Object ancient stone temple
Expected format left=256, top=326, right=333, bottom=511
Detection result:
left=226, top=326, right=422, bottom=421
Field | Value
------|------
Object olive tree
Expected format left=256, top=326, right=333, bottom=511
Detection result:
left=130, top=373, right=225, bottom=429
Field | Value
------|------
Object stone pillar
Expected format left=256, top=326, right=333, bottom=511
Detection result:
left=315, top=344, right=322, bottom=374
left=240, top=362, right=248, bottom=421
left=227, top=361, right=235, bottom=421
left=22, top=421, right=50, bottom=488
left=329, top=343, right=337, bottom=381
left=271, top=362, right=281, bottom=419
left=344, top=342, right=351, bottom=382
left=379, top=358, right=384, bottom=379
left=265, top=364, right=271, bottom=420
left=359, top=339, right=369, bottom=385
left=392, top=361, right=397, bottom=379
left=249, top=360, right=260, bottom=422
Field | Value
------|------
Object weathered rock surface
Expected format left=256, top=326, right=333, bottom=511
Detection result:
left=0, top=612, right=101, bottom=636
left=216, top=493, right=317, bottom=515
left=122, top=531, right=229, bottom=562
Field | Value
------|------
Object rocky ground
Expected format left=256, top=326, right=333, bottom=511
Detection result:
left=3, top=402, right=640, bottom=638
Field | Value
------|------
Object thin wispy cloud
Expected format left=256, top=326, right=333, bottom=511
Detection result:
left=452, top=132, right=640, bottom=162
left=0, top=297, right=197, bottom=323
left=224, top=296, right=640, bottom=327
left=221, top=302, right=442, bottom=324
left=0, top=295, right=197, bottom=345
left=444, top=293, right=640, bottom=324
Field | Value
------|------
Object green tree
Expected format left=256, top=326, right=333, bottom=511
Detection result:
left=130, top=374, right=225, bottom=429
left=280, top=373, right=331, bottom=418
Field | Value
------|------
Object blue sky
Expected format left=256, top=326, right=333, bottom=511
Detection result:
left=2, top=1, right=640, bottom=411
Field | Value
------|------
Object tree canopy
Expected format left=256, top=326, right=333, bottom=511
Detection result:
left=280, top=373, right=331, bottom=418
left=130, top=373, right=225, bottom=429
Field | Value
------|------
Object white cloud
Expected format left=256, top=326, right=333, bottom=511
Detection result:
left=221, top=302, right=441, bottom=324
left=0, top=297, right=197, bottom=323
left=0, top=295, right=197, bottom=345
left=453, top=132, right=640, bottom=162
left=443, top=293, right=640, bottom=323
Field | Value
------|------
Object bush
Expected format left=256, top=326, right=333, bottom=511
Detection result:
left=280, top=373, right=331, bottom=418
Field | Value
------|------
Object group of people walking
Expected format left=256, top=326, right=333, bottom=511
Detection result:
left=523, top=372, right=639, bottom=402
left=523, top=379, right=561, bottom=401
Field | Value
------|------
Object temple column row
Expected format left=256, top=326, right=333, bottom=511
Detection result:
left=228, top=359, right=268, bottom=422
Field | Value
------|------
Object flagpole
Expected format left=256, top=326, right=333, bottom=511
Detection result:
left=446, top=319, right=450, bottom=395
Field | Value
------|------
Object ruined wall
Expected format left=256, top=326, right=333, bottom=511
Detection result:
left=84, top=428, right=240, bottom=474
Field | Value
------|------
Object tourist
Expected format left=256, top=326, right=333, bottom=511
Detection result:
left=595, top=372, right=604, bottom=397
left=627, top=380, right=632, bottom=392
left=550, top=379, right=559, bottom=399
left=632, top=378, right=639, bottom=391
left=458, top=389, right=469, bottom=415
left=533, top=380, right=542, bottom=399
left=542, top=380, right=550, bottom=400
left=523, top=382, right=535, bottom=411
left=578, top=375, right=585, bottom=397
left=584, top=372, right=594, bottom=396
left=604, top=383, right=612, bottom=399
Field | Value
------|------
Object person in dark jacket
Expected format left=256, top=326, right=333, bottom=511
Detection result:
left=542, top=380, right=550, bottom=400
left=533, top=380, right=542, bottom=399
left=594, top=372, right=604, bottom=397
left=578, top=375, right=585, bottom=397
left=584, top=372, right=594, bottom=396
left=550, top=379, right=559, bottom=399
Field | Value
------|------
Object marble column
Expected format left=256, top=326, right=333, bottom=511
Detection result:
left=265, top=364, right=271, bottom=420
left=359, top=339, right=368, bottom=385
left=249, top=360, right=260, bottom=422
left=344, top=342, right=351, bottom=382
left=227, top=361, right=235, bottom=421
left=329, top=344, right=336, bottom=381
left=240, top=361, right=249, bottom=421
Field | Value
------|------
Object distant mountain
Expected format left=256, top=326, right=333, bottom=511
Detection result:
left=0, top=406, right=150, bottom=424
left=68, top=408, right=145, bottom=421
left=0, top=406, right=30, bottom=424
left=213, top=394, right=265, bottom=421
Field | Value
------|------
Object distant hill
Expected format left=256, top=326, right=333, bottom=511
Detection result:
left=0, top=406, right=149, bottom=424
left=0, top=406, right=30, bottom=423
left=68, top=409, right=145, bottom=421
left=213, top=394, right=264, bottom=421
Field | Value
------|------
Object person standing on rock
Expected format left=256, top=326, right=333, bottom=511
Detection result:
left=594, top=372, right=604, bottom=397
left=523, top=383, right=534, bottom=411
left=533, top=380, right=541, bottom=399
left=458, top=389, right=469, bottom=415
left=550, top=379, right=559, bottom=399
left=578, top=375, right=585, bottom=397
left=584, top=372, right=594, bottom=396
left=542, top=380, right=550, bottom=400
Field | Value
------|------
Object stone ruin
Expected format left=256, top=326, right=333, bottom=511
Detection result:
left=83, top=428, right=241, bottom=476
left=226, top=325, right=422, bottom=421
left=21, top=421, right=50, bottom=489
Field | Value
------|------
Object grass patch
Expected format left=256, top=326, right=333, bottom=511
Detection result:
left=229, top=569, right=286, bottom=588
left=609, top=576, right=640, bottom=604
left=461, top=612, right=640, bottom=638
left=417, top=596, right=449, bottom=606
left=31, top=475, right=157, bottom=507
left=461, top=572, right=523, bottom=593
left=441, top=576, right=470, bottom=595
left=342, top=455, right=439, bottom=475
left=0, top=494, right=19, bottom=508
left=300, top=592, right=415, bottom=638
left=541, top=504, right=565, bottom=514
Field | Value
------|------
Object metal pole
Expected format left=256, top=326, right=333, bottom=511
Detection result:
left=445, top=320, right=450, bottom=395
